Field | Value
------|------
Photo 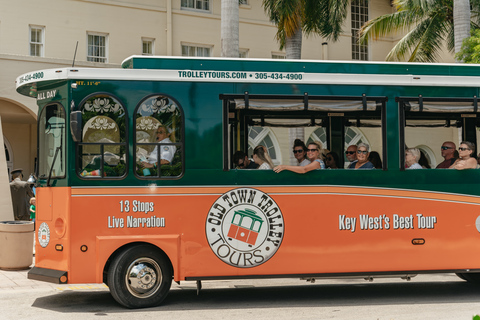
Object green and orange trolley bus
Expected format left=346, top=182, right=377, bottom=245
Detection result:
left=15, top=55, right=480, bottom=308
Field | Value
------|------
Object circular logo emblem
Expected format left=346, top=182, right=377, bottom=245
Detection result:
left=206, top=188, right=284, bottom=268
left=38, top=222, right=51, bottom=248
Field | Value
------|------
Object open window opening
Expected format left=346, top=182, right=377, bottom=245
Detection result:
left=222, top=93, right=387, bottom=171
left=398, top=96, right=480, bottom=170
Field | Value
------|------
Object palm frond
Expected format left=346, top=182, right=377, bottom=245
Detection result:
left=387, top=13, right=449, bottom=62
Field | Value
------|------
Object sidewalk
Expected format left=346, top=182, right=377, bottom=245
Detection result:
left=0, top=255, right=107, bottom=291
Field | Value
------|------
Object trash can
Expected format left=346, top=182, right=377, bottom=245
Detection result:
left=0, top=221, right=34, bottom=270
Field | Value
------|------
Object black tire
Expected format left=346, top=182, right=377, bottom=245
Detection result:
left=456, top=272, right=480, bottom=283
left=107, top=245, right=172, bottom=308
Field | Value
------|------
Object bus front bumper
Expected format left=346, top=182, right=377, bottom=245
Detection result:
left=28, top=267, right=68, bottom=284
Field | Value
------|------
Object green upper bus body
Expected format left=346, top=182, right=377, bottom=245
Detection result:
left=15, top=56, right=480, bottom=194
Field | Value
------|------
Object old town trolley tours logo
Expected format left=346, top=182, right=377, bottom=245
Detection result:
left=206, top=188, right=284, bottom=268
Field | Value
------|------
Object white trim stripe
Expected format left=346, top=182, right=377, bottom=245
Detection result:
left=16, top=67, right=480, bottom=94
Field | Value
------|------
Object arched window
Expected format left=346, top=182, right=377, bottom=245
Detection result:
left=416, top=145, right=436, bottom=168
left=308, top=127, right=369, bottom=167
left=134, top=95, right=183, bottom=178
left=247, top=127, right=281, bottom=165
left=307, top=128, right=327, bottom=149
left=77, top=94, right=126, bottom=178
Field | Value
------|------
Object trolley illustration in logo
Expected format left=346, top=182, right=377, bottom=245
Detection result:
left=227, top=208, right=263, bottom=246
left=206, top=187, right=284, bottom=268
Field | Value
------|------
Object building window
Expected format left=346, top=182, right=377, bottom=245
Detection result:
left=29, top=26, right=44, bottom=57
left=272, top=53, right=286, bottom=59
left=142, top=38, right=155, bottom=55
left=181, top=0, right=209, bottom=11
left=181, top=44, right=211, bottom=57
left=239, top=0, right=248, bottom=4
left=87, top=33, right=108, bottom=63
left=351, top=0, right=368, bottom=61
left=239, top=49, right=249, bottom=58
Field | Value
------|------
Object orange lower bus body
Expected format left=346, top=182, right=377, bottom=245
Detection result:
left=29, top=186, right=480, bottom=285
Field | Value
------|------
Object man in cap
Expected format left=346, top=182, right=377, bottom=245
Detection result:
left=10, top=169, right=34, bottom=221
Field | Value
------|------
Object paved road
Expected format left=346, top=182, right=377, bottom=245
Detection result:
left=1, top=261, right=480, bottom=320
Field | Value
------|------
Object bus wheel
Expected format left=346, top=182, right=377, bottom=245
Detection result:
left=456, top=272, right=480, bottom=283
left=107, top=245, right=172, bottom=308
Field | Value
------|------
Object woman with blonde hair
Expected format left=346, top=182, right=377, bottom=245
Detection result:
left=253, top=145, right=274, bottom=169
left=274, top=141, right=325, bottom=174
left=405, top=148, right=422, bottom=169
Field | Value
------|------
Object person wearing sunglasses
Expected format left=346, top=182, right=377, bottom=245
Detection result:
left=325, top=151, right=340, bottom=169
left=274, top=141, right=325, bottom=174
left=405, top=148, right=422, bottom=169
left=436, top=141, right=457, bottom=168
left=348, top=143, right=374, bottom=169
left=450, top=141, right=478, bottom=170
left=345, top=145, right=357, bottom=164
left=233, top=150, right=259, bottom=169
left=292, top=139, right=311, bottom=167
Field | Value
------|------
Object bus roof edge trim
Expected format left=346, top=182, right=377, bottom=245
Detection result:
left=16, top=68, right=480, bottom=96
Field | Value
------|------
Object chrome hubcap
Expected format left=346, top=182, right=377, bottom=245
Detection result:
left=125, top=257, right=162, bottom=298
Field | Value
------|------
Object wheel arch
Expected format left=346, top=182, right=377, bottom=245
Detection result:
left=97, top=235, right=180, bottom=284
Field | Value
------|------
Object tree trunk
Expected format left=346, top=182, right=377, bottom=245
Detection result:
left=285, top=27, right=302, bottom=59
left=286, top=27, right=303, bottom=164
left=454, top=0, right=471, bottom=62
left=221, top=0, right=239, bottom=58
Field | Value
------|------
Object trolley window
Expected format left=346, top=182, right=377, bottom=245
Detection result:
left=134, top=94, right=183, bottom=179
left=222, top=93, right=387, bottom=171
left=38, top=103, right=66, bottom=180
left=76, top=93, right=127, bottom=178
left=399, top=96, right=480, bottom=170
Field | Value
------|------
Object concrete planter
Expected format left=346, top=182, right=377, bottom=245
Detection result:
left=0, top=221, right=34, bottom=270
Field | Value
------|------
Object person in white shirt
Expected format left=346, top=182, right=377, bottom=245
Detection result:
left=253, top=145, right=274, bottom=169
left=405, top=148, right=422, bottom=169
left=293, top=139, right=311, bottom=167
left=141, top=125, right=176, bottom=169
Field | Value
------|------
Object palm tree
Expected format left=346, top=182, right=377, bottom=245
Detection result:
left=262, top=0, right=350, bottom=59
left=221, top=0, right=239, bottom=58
left=359, top=0, right=480, bottom=62
left=262, top=0, right=350, bottom=159
left=454, top=0, right=471, bottom=61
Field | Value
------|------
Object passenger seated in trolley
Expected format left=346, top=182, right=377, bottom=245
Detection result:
left=450, top=141, right=478, bottom=170
left=292, top=139, right=311, bottom=166
left=139, top=125, right=176, bottom=170
left=274, top=141, right=325, bottom=174
left=253, top=145, right=274, bottom=169
left=405, top=148, right=422, bottom=169
left=348, top=143, right=374, bottom=169
left=233, top=150, right=259, bottom=169
left=368, top=151, right=382, bottom=169
left=325, top=151, right=340, bottom=169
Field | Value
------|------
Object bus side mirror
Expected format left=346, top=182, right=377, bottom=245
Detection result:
left=70, top=110, right=82, bottom=142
